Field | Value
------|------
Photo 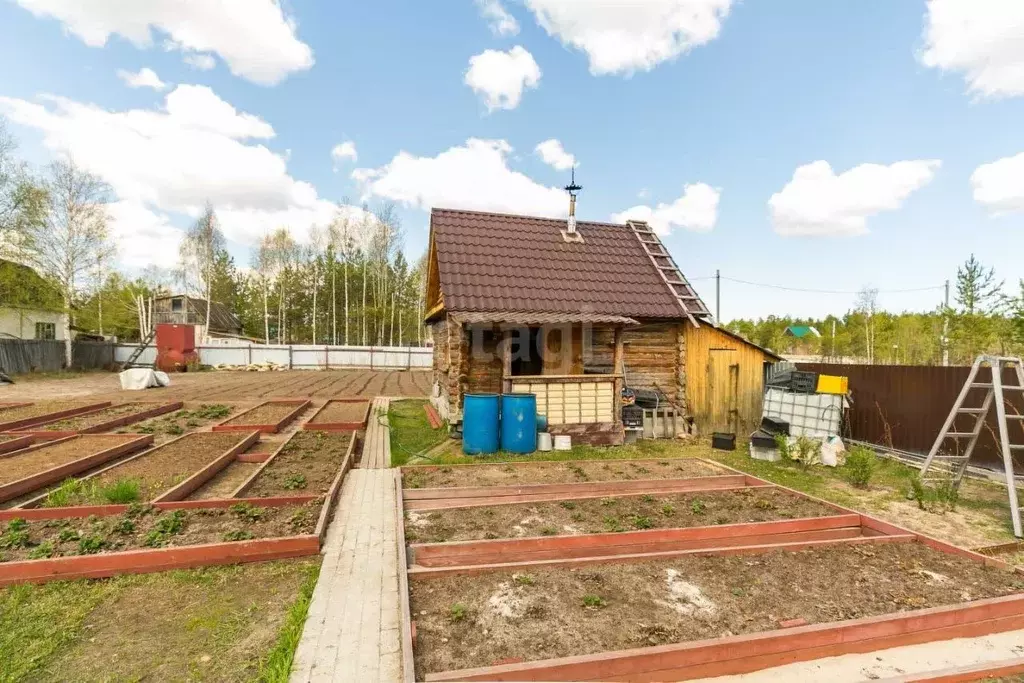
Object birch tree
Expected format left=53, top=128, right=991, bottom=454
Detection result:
left=177, top=203, right=225, bottom=338
left=306, top=224, right=326, bottom=344
left=17, top=159, right=114, bottom=365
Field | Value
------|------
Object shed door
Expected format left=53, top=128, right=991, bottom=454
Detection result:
left=707, top=349, right=740, bottom=434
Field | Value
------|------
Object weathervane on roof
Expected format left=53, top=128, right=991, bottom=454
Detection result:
left=565, top=166, right=582, bottom=234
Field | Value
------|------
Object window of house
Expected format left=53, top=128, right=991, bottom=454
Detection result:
left=35, top=322, right=56, bottom=340
left=171, top=298, right=184, bottom=312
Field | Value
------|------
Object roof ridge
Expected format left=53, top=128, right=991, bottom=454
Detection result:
left=431, top=206, right=628, bottom=229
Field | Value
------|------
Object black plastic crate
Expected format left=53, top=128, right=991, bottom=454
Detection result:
left=760, top=416, right=790, bottom=436
left=791, top=371, right=818, bottom=394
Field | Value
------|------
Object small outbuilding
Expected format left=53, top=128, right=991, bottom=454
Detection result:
left=423, top=207, right=780, bottom=445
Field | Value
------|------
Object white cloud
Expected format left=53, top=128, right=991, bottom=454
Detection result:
left=534, top=139, right=576, bottom=171
left=464, top=46, right=542, bottom=112
left=106, top=200, right=182, bottom=269
left=183, top=53, right=216, bottom=71
left=352, top=138, right=567, bottom=217
left=0, top=85, right=356, bottom=259
left=612, top=183, right=720, bottom=235
left=331, top=141, right=358, bottom=168
left=12, top=0, right=313, bottom=85
left=524, top=0, right=734, bottom=75
left=919, top=0, right=1024, bottom=99
left=971, top=152, right=1024, bottom=214
left=117, top=67, right=167, bottom=91
left=476, top=0, right=520, bottom=36
left=769, top=160, right=941, bottom=237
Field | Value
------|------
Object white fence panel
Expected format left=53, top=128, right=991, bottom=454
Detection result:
left=112, top=344, right=430, bottom=369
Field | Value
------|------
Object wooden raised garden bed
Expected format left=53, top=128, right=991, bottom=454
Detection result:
left=212, top=399, right=311, bottom=434
left=0, top=497, right=322, bottom=586
left=13, top=401, right=184, bottom=438
left=0, top=401, right=111, bottom=432
left=303, top=399, right=370, bottom=431
left=402, top=458, right=727, bottom=490
left=0, top=434, right=34, bottom=455
left=233, top=430, right=357, bottom=499
left=0, top=434, right=153, bottom=504
left=22, top=431, right=257, bottom=508
left=398, top=458, right=1024, bottom=682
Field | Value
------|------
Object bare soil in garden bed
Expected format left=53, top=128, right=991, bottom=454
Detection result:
left=0, top=500, right=320, bottom=562
left=189, top=460, right=261, bottom=500
left=0, top=435, right=140, bottom=486
left=122, top=403, right=234, bottom=442
left=0, top=402, right=99, bottom=423
left=30, top=403, right=158, bottom=432
left=43, top=432, right=248, bottom=506
left=405, top=488, right=840, bottom=543
left=221, top=403, right=301, bottom=427
left=403, top=459, right=727, bottom=489
left=245, top=431, right=352, bottom=498
left=308, top=400, right=367, bottom=425
left=410, top=542, right=1024, bottom=677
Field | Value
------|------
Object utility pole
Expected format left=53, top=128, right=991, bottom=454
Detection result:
left=942, top=279, right=950, bottom=367
left=715, top=270, right=721, bottom=325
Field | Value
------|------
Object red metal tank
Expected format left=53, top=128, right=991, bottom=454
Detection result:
left=155, top=323, right=199, bottom=372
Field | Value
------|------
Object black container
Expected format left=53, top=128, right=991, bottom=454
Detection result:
left=749, top=429, right=777, bottom=449
left=621, top=405, right=643, bottom=429
left=712, top=432, right=736, bottom=451
left=791, top=371, right=818, bottom=394
left=760, top=416, right=790, bottom=436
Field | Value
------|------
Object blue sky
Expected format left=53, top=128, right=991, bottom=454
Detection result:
left=1, top=0, right=1023, bottom=322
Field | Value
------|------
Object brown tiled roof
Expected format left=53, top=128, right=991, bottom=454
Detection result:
left=452, top=311, right=640, bottom=326
left=430, top=208, right=709, bottom=320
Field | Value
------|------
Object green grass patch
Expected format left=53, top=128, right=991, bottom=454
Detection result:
left=388, top=399, right=449, bottom=467
left=0, top=580, right=116, bottom=682
left=255, top=562, right=321, bottom=682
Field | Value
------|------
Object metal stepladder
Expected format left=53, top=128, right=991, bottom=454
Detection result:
left=122, top=327, right=156, bottom=369
left=920, top=355, right=1024, bottom=537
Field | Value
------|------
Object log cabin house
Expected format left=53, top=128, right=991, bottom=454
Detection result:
left=424, top=207, right=780, bottom=446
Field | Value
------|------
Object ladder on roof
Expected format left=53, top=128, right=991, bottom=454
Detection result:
left=920, top=355, right=1024, bottom=537
left=122, top=327, right=156, bottom=369
left=626, top=220, right=709, bottom=328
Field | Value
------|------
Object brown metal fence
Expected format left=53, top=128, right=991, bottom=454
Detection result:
left=798, top=363, right=1024, bottom=469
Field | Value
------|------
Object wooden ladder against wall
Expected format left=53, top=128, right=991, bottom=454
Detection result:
left=626, top=220, right=710, bottom=328
left=921, top=355, right=1024, bottom=537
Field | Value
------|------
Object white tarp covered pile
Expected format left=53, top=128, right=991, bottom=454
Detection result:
left=119, top=368, right=171, bottom=391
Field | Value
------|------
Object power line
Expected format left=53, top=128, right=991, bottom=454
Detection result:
left=716, top=276, right=944, bottom=296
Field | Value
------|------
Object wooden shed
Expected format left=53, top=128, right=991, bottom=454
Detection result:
left=424, top=208, right=779, bottom=444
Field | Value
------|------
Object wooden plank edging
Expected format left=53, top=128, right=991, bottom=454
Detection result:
left=313, top=434, right=359, bottom=542
left=212, top=399, right=311, bottom=434
left=0, top=535, right=320, bottom=587
left=230, top=431, right=299, bottom=498
left=12, top=401, right=184, bottom=436
left=0, top=434, right=34, bottom=455
left=302, top=398, right=371, bottom=432
left=403, top=474, right=749, bottom=501
left=394, top=470, right=417, bottom=683
left=152, top=431, right=261, bottom=502
left=422, top=593, right=1024, bottom=682
left=409, top=514, right=862, bottom=566
left=0, top=495, right=319, bottom=522
left=0, top=401, right=111, bottom=432
left=409, top=534, right=916, bottom=579
left=0, top=434, right=154, bottom=503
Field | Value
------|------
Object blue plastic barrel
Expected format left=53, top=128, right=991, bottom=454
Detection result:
left=501, top=394, right=538, bottom=454
left=463, top=394, right=500, bottom=455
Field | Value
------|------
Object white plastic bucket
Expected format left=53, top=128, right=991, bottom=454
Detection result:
left=537, top=432, right=552, bottom=451
left=553, top=435, right=572, bottom=451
